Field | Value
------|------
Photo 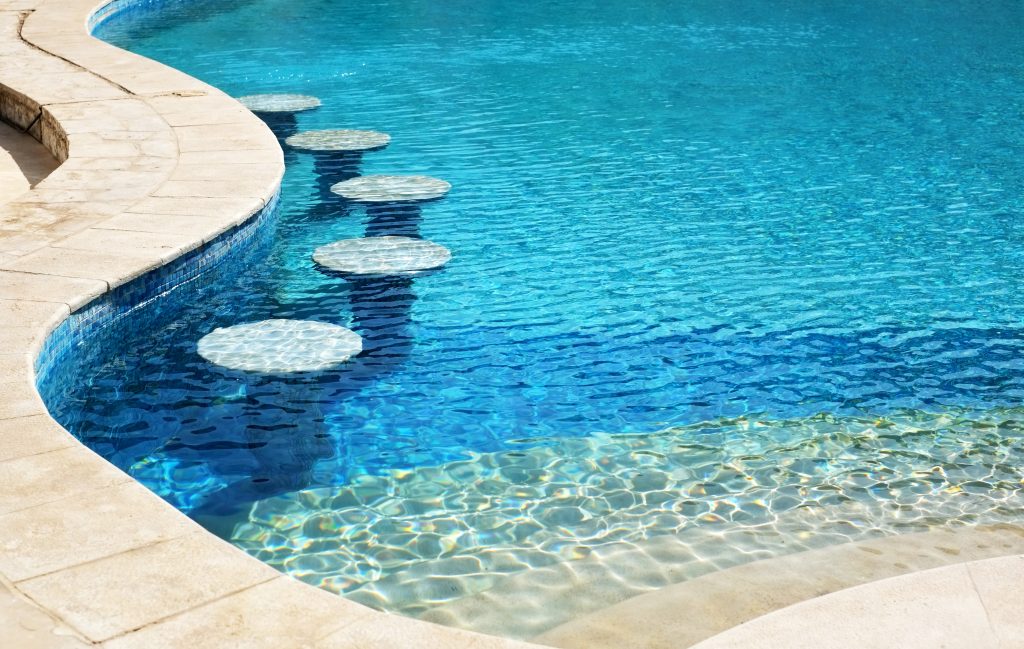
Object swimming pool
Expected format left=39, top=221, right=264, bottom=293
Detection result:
left=40, top=0, right=1024, bottom=639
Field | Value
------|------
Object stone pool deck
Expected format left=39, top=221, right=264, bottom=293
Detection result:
left=0, top=0, right=1022, bottom=647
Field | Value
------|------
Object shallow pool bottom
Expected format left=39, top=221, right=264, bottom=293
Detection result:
left=221, top=406, right=1024, bottom=638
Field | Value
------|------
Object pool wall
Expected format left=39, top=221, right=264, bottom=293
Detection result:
left=0, top=0, right=1021, bottom=647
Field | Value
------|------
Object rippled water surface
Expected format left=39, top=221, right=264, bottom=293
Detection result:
left=41, top=0, right=1024, bottom=638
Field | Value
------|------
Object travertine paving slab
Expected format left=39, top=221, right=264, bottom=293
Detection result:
left=103, top=577, right=370, bottom=649
left=95, top=212, right=232, bottom=243
left=0, top=445, right=132, bottom=515
left=0, top=379, right=47, bottom=419
left=126, top=195, right=265, bottom=219
left=0, top=579, right=89, bottom=649
left=0, top=298, right=69, bottom=329
left=689, top=562, right=1005, bottom=649
left=0, top=480, right=198, bottom=581
left=0, top=270, right=106, bottom=310
left=18, top=532, right=279, bottom=642
left=965, top=556, right=1024, bottom=649
left=53, top=227, right=201, bottom=258
left=1, top=245, right=167, bottom=287
left=0, top=414, right=76, bottom=463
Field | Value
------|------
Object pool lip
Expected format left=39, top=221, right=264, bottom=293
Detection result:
left=0, top=0, right=1022, bottom=647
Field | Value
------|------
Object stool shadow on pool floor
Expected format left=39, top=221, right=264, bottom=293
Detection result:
left=364, top=202, right=423, bottom=238
left=237, top=93, right=321, bottom=163
left=288, top=130, right=392, bottom=220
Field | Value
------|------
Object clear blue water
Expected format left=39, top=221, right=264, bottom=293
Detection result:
left=40, top=0, right=1024, bottom=636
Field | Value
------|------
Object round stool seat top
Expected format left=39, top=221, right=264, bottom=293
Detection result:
left=198, top=319, right=361, bottom=373
left=237, top=94, right=321, bottom=113
left=313, top=236, right=452, bottom=276
left=286, top=129, right=391, bottom=152
left=330, top=175, right=451, bottom=202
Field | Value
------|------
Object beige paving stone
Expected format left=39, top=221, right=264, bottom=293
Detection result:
left=60, top=131, right=178, bottom=160
left=103, top=576, right=373, bottom=649
left=689, top=563, right=1000, bottom=649
left=0, top=578, right=90, bottom=649
left=966, top=556, right=1024, bottom=649
left=318, top=609, right=525, bottom=649
left=153, top=178, right=281, bottom=199
left=0, top=269, right=106, bottom=310
left=0, top=298, right=68, bottom=329
left=0, top=379, right=47, bottom=419
left=169, top=162, right=282, bottom=182
left=145, top=94, right=254, bottom=127
left=1, top=246, right=166, bottom=287
left=536, top=525, right=1024, bottom=649
left=0, top=352, right=31, bottom=382
left=53, top=227, right=202, bottom=259
left=19, top=531, right=279, bottom=642
left=0, top=480, right=198, bottom=581
left=43, top=99, right=168, bottom=135
left=126, top=194, right=265, bottom=220
left=0, top=326, right=43, bottom=352
left=60, top=156, right=173, bottom=173
left=0, top=414, right=76, bottom=462
left=173, top=124, right=277, bottom=153
left=95, top=212, right=233, bottom=243
left=0, top=445, right=132, bottom=515
left=178, top=149, right=283, bottom=167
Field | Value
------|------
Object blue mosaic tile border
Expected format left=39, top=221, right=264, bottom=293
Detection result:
left=34, top=191, right=280, bottom=387
left=88, top=0, right=181, bottom=32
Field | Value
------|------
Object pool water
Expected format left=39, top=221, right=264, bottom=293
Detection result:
left=40, top=0, right=1024, bottom=638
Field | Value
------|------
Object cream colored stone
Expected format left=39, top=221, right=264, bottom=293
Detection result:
left=0, top=579, right=90, bottom=649
left=318, top=609, right=524, bottom=649
left=178, top=148, right=282, bottom=166
left=153, top=178, right=280, bottom=199
left=19, top=532, right=279, bottom=642
left=0, top=379, right=47, bottom=419
left=0, top=298, right=68, bottom=329
left=0, top=480, right=198, bottom=581
left=690, top=563, right=999, bottom=649
left=173, top=124, right=277, bottom=153
left=537, top=526, right=1024, bottom=649
left=95, top=212, right=231, bottom=244
left=0, top=445, right=132, bottom=515
left=0, top=414, right=76, bottom=462
left=53, top=227, right=201, bottom=260
left=0, top=270, right=105, bottom=310
left=967, top=556, right=1024, bottom=649
left=126, top=195, right=264, bottom=220
left=1, top=246, right=165, bottom=287
left=104, top=577, right=372, bottom=649
left=169, top=162, right=282, bottom=182
left=0, top=326, right=43, bottom=352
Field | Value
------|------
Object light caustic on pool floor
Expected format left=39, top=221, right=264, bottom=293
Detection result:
left=229, top=406, right=1024, bottom=637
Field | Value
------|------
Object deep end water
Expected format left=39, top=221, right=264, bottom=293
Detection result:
left=40, top=0, right=1024, bottom=638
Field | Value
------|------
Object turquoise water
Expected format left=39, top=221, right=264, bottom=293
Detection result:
left=39, top=0, right=1024, bottom=637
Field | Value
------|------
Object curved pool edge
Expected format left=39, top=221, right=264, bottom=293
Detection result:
left=0, top=0, right=1021, bottom=647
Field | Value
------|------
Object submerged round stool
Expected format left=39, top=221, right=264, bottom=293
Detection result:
left=285, top=129, right=391, bottom=153
left=198, top=319, right=362, bottom=373
left=331, top=175, right=451, bottom=203
left=236, top=94, right=321, bottom=114
left=313, top=236, right=452, bottom=276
